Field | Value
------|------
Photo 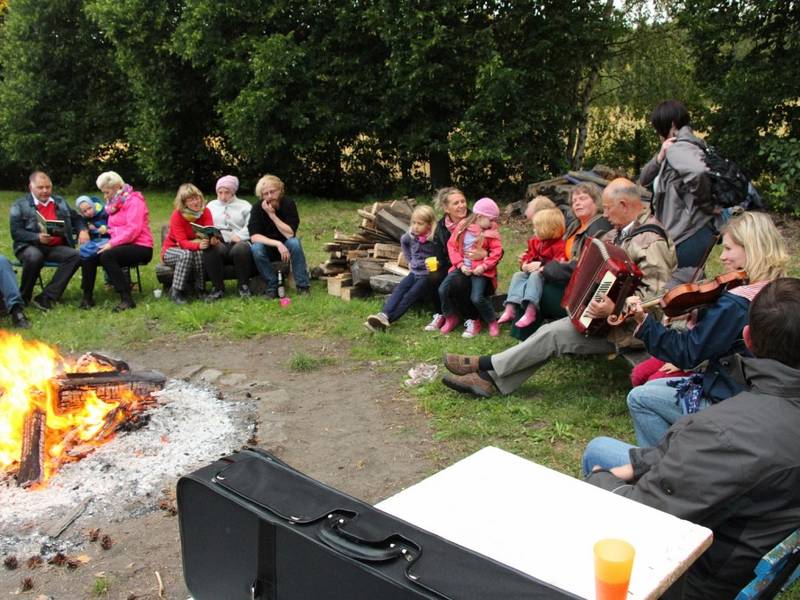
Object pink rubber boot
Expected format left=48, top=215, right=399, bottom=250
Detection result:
left=497, top=303, right=517, bottom=324
left=514, top=304, right=538, bottom=328
left=487, top=320, right=500, bottom=337
left=439, top=314, right=461, bottom=335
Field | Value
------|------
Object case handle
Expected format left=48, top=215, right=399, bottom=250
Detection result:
left=317, top=513, right=417, bottom=563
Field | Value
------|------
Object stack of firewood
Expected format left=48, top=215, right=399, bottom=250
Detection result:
left=317, top=198, right=416, bottom=301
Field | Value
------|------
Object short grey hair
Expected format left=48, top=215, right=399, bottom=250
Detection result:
left=96, top=171, right=125, bottom=191
left=606, top=183, right=641, bottom=204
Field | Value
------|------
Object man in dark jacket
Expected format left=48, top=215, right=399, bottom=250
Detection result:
left=583, top=277, right=800, bottom=600
left=10, top=171, right=85, bottom=310
left=248, top=174, right=311, bottom=296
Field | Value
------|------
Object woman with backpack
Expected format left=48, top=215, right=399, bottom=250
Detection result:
left=639, top=100, right=721, bottom=269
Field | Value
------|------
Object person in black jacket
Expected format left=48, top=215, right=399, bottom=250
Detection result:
left=248, top=174, right=311, bottom=297
left=583, top=277, right=800, bottom=600
left=9, top=171, right=85, bottom=310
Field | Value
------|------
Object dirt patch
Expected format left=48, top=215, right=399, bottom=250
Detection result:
left=0, top=334, right=454, bottom=599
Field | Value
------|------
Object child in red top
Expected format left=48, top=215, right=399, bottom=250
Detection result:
left=439, top=197, right=504, bottom=337
left=162, top=183, right=220, bottom=304
left=498, top=207, right=566, bottom=328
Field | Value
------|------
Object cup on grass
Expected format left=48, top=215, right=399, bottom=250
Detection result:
left=593, top=538, right=635, bottom=600
left=153, top=288, right=163, bottom=299
left=425, top=256, right=438, bottom=272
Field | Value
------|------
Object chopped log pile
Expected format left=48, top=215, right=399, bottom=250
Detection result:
left=317, top=198, right=416, bottom=301
left=504, top=165, right=650, bottom=218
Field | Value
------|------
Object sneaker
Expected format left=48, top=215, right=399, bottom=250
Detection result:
left=205, top=289, right=225, bottom=303
left=487, top=320, right=500, bottom=337
left=113, top=298, right=136, bottom=312
left=424, top=313, right=445, bottom=331
left=462, top=319, right=482, bottom=338
left=170, top=287, right=188, bottom=305
left=10, top=306, right=31, bottom=329
left=297, top=287, right=311, bottom=295
left=238, top=284, right=252, bottom=298
left=32, top=294, right=53, bottom=312
left=442, top=372, right=498, bottom=398
left=366, top=312, right=390, bottom=331
left=439, top=314, right=460, bottom=335
left=263, top=288, right=279, bottom=299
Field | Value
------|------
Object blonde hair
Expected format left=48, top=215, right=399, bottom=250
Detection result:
left=722, top=212, right=788, bottom=283
left=255, top=174, right=285, bottom=199
left=527, top=195, right=556, bottom=215
left=434, top=187, right=466, bottom=211
left=410, top=205, right=437, bottom=238
left=533, top=207, right=566, bottom=241
left=174, top=183, right=204, bottom=210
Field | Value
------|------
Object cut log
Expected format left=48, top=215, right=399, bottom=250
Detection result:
left=374, top=210, right=408, bottom=241
left=370, top=274, right=404, bottom=294
left=340, top=286, right=371, bottom=302
left=373, top=243, right=401, bottom=259
left=327, top=274, right=353, bottom=297
left=383, top=263, right=410, bottom=277
left=351, top=259, right=387, bottom=287
left=319, top=262, right=347, bottom=276
left=357, top=209, right=376, bottom=221
left=345, top=249, right=370, bottom=260
left=397, top=252, right=409, bottom=269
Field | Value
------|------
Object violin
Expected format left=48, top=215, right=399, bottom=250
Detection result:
left=606, top=270, right=749, bottom=326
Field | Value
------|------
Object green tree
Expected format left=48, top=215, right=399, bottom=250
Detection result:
left=85, top=0, right=223, bottom=187
left=0, top=0, right=125, bottom=184
left=674, top=0, right=800, bottom=176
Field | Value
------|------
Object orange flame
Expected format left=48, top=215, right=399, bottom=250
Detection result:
left=0, top=332, right=132, bottom=483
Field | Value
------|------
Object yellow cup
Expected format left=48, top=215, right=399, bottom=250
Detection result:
left=594, top=538, right=635, bottom=600
left=425, top=256, right=439, bottom=272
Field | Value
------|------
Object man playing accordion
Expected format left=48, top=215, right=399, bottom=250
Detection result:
left=442, top=178, right=676, bottom=398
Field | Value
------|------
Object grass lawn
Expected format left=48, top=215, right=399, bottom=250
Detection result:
left=2, top=189, right=799, bottom=595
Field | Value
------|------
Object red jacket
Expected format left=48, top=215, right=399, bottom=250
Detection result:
left=447, top=222, right=504, bottom=289
left=520, top=237, right=566, bottom=266
left=161, top=208, right=214, bottom=259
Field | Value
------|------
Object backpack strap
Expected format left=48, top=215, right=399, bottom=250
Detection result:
left=630, top=223, right=668, bottom=240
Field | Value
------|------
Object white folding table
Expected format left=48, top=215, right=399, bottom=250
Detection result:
left=376, top=446, right=712, bottom=599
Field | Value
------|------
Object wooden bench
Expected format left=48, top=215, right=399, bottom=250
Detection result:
left=12, top=259, right=144, bottom=293
left=736, top=529, right=800, bottom=600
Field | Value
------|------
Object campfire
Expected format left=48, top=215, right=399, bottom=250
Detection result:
left=0, top=332, right=166, bottom=488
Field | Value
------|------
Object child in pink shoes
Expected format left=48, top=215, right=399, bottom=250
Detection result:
left=497, top=207, right=566, bottom=329
left=438, top=197, right=504, bottom=337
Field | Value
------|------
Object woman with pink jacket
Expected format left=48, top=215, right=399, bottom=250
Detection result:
left=79, top=171, right=153, bottom=312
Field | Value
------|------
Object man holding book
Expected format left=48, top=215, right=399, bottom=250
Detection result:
left=9, top=171, right=85, bottom=310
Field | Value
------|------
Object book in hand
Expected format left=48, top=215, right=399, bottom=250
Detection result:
left=37, top=212, right=66, bottom=237
left=190, top=223, right=229, bottom=239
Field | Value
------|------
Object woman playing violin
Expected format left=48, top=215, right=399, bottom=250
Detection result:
left=625, top=211, right=788, bottom=447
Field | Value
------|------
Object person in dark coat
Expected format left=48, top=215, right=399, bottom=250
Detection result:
left=583, top=277, right=800, bottom=600
left=9, top=170, right=84, bottom=310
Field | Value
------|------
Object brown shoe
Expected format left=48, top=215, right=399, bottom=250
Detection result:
left=442, top=372, right=497, bottom=398
left=443, top=353, right=480, bottom=375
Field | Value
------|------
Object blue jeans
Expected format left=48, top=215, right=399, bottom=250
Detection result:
left=676, top=222, right=716, bottom=268
left=382, top=273, right=431, bottom=322
left=251, top=238, right=310, bottom=291
left=0, top=255, right=23, bottom=311
left=582, top=437, right=637, bottom=477
left=626, top=377, right=710, bottom=447
left=505, top=271, right=544, bottom=307
left=439, top=271, right=495, bottom=322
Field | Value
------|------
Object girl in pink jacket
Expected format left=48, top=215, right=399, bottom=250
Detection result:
left=438, top=197, right=504, bottom=337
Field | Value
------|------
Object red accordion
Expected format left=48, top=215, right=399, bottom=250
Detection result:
left=561, top=237, right=643, bottom=336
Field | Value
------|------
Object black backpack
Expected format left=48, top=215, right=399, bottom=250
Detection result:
left=677, top=139, right=763, bottom=209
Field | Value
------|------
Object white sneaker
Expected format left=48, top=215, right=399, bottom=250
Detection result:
left=461, top=319, right=482, bottom=338
left=424, top=313, right=445, bottom=331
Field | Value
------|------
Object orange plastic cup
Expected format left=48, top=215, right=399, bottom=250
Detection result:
left=593, top=538, right=635, bottom=600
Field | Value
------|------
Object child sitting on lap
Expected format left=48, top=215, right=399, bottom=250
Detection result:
left=498, top=207, right=566, bottom=328
left=366, top=206, right=437, bottom=331
left=439, top=197, right=504, bottom=337
left=76, top=195, right=111, bottom=259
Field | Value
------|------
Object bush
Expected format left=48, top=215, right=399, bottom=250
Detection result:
left=759, top=137, right=800, bottom=217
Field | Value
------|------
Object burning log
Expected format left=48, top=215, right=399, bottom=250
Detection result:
left=18, top=409, right=46, bottom=487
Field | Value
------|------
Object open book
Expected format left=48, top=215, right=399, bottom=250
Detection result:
left=191, top=223, right=229, bottom=239
left=37, top=212, right=66, bottom=236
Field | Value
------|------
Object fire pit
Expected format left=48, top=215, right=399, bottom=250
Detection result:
left=0, top=333, right=166, bottom=487
left=0, top=333, right=254, bottom=558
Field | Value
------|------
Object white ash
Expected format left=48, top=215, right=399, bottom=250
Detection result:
left=0, top=380, right=254, bottom=556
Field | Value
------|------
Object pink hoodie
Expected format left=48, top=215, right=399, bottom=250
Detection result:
left=106, top=186, right=153, bottom=249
